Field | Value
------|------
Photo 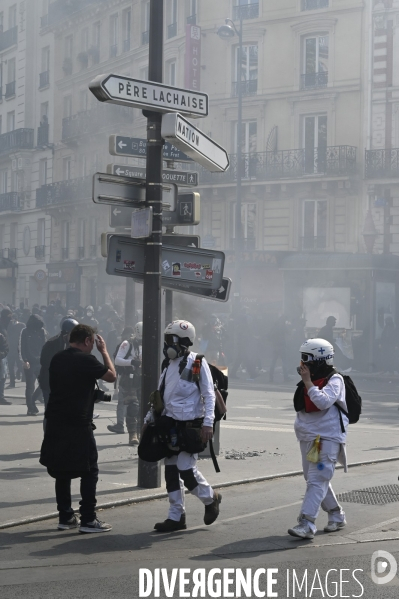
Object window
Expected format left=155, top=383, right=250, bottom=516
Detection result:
left=110, top=15, right=118, bottom=57
left=79, top=219, right=86, bottom=254
left=0, top=12, right=3, bottom=32
left=41, top=101, right=49, bottom=120
left=81, top=28, right=89, bottom=52
left=234, top=0, right=259, bottom=20
left=7, top=58, right=15, bottom=83
left=186, top=0, right=197, bottom=23
left=39, top=159, right=48, bottom=186
left=303, top=115, right=327, bottom=174
left=234, top=45, right=258, bottom=96
left=62, top=221, right=70, bottom=258
left=0, top=63, right=3, bottom=94
left=80, top=155, right=87, bottom=178
left=123, top=9, right=131, bottom=51
left=93, top=22, right=100, bottom=48
left=41, top=47, right=50, bottom=72
left=41, top=0, right=49, bottom=17
left=80, top=90, right=88, bottom=112
left=0, top=116, right=2, bottom=135
left=302, top=35, right=329, bottom=89
left=37, top=218, right=46, bottom=246
left=65, top=35, right=73, bottom=59
left=63, top=157, right=72, bottom=180
left=90, top=219, right=97, bottom=257
left=10, top=222, right=17, bottom=249
left=167, top=0, right=177, bottom=38
left=0, top=170, right=8, bottom=193
left=302, top=200, right=327, bottom=249
left=7, top=111, right=15, bottom=132
left=11, top=170, right=17, bottom=192
left=302, top=0, right=329, bottom=11
left=167, top=61, right=176, bottom=86
left=0, top=224, right=4, bottom=250
left=232, top=203, right=257, bottom=249
left=8, top=4, right=17, bottom=29
left=63, top=95, right=72, bottom=118
left=140, top=66, right=149, bottom=80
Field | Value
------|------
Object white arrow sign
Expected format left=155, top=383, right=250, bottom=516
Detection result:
left=113, top=208, right=121, bottom=215
left=118, top=141, right=127, bottom=149
left=161, top=113, right=230, bottom=173
left=89, top=74, right=208, bottom=118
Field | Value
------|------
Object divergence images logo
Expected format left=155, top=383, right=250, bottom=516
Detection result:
left=371, top=550, right=398, bottom=585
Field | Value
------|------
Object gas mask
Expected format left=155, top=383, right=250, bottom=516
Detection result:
left=86, top=311, right=93, bottom=318
left=163, top=335, right=183, bottom=360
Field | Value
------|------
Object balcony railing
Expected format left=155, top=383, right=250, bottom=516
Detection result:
left=187, top=14, right=197, bottom=25
left=35, top=245, right=45, bottom=260
left=8, top=248, right=17, bottom=261
left=233, top=3, right=259, bottom=20
left=5, top=81, right=16, bottom=99
left=142, top=30, right=149, bottom=45
left=301, top=71, right=328, bottom=90
left=110, top=44, right=118, bottom=58
left=123, top=38, right=131, bottom=52
left=39, top=71, right=50, bottom=89
left=168, top=22, right=177, bottom=39
left=62, top=104, right=131, bottom=142
left=302, top=0, right=329, bottom=10
left=37, top=123, right=49, bottom=146
left=365, top=148, right=399, bottom=179
left=0, top=129, right=34, bottom=155
left=197, top=146, right=357, bottom=184
left=36, top=176, right=92, bottom=208
left=232, top=79, right=258, bottom=97
left=90, top=244, right=97, bottom=258
left=0, top=26, right=18, bottom=51
left=78, top=246, right=85, bottom=259
left=0, top=192, right=20, bottom=212
left=300, top=236, right=327, bottom=250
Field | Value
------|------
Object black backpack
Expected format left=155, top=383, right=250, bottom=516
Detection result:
left=293, top=371, right=362, bottom=432
left=195, top=355, right=228, bottom=424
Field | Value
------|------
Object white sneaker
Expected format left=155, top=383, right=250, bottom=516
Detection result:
left=324, top=520, right=346, bottom=533
left=288, top=519, right=315, bottom=539
left=79, top=519, right=112, bottom=533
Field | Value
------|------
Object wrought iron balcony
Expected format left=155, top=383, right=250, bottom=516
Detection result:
left=300, top=236, right=327, bottom=250
left=5, top=81, right=16, bottom=99
left=62, top=104, right=131, bottom=141
left=123, top=38, right=131, bottom=52
left=187, top=14, right=197, bottom=25
left=78, top=246, right=85, bottom=259
left=302, top=0, right=329, bottom=10
left=168, top=22, right=177, bottom=39
left=0, top=26, right=18, bottom=51
left=39, top=71, right=50, bottom=89
left=8, top=248, right=17, bottom=261
left=233, top=3, right=259, bottom=20
left=35, top=245, right=45, bottom=260
left=90, top=245, right=97, bottom=258
left=365, top=148, right=399, bottom=179
left=37, top=123, right=49, bottom=146
left=110, top=44, right=118, bottom=58
left=0, top=129, right=34, bottom=155
left=232, top=79, right=258, bottom=97
left=142, top=30, right=149, bottom=45
left=197, top=146, right=357, bottom=184
left=0, top=192, right=20, bottom=212
left=61, top=248, right=69, bottom=260
left=301, top=71, right=328, bottom=90
left=36, top=176, right=92, bottom=208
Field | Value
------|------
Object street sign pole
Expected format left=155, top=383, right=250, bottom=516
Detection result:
left=139, top=0, right=163, bottom=489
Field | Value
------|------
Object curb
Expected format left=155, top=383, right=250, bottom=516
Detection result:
left=1, top=455, right=399, bottom=531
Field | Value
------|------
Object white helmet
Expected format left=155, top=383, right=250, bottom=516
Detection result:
left=164, top=320, right=195, bottom=345
left=134, top=321, right=143, bottom=340
left=300, top=338, right=334, bottom=366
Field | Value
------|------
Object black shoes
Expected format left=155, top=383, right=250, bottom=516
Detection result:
left=204, top=492, right=222, bottom=525
left=154, top=515, right=187, bottom=532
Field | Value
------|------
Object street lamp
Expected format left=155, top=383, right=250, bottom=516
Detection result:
left=217, top=15, right=244, bottom=302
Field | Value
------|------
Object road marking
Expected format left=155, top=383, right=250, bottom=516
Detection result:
left=348, top=516, right=399, bottom=536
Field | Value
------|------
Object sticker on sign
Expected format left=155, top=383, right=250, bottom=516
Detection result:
left=131, top=207, right=153, bottom=239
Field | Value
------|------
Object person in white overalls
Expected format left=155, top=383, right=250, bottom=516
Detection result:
left=288, top=338, right=348, bottom=540
left=144, top=320, right=222, bottom=533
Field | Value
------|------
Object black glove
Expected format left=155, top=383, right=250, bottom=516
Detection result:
left=130, top=359, right=141, bottom=369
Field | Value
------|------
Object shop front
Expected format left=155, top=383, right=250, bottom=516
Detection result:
left=0, top=257, right=17, bottom=305
left=47, top=262, right=81, bottom=308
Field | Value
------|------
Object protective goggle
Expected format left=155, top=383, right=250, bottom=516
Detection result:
left=301, top=353, right=316, bottom=363
left=165, top=334, right=180, bottom=345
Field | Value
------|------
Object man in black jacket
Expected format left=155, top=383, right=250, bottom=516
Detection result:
left=6, top=314, right=25, bottom=388
left=39, top=324, right=116, bottom=533
left=20, top=314, right=47, bottom=415
left=0, top=308, right=12, bottom=405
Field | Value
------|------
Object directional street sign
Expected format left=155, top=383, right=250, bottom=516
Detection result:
left=161, top=113, right=230, bottom=173
left=106, top=235, right=225, bottom=290
left=163, top=193, right=200, bottom=227
left=101, top=233, right=200, bottom=256
left=89, top=74, right=208, bottom=118
left=107, top=164, right=198, bottom=186
left=162, top=276, right=232, bottom=303
left=93, top=173, right=145, bottom=207
left=109, top=135, right=192, bottom=162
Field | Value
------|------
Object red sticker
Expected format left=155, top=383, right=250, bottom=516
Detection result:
left=205, top=270, right=213, bottom=281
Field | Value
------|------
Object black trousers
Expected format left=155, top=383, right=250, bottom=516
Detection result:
left=25, top=366, right=42, bottom=410
left=55, top=431, right=99, bottom=524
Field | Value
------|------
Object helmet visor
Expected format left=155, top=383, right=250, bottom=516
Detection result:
left=165, top=334, right=180, bottom=345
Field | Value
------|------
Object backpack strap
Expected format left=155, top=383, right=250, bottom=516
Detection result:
left=193, top=354, right=220, bottom=473
left=330, top=370, right=348, bottom=433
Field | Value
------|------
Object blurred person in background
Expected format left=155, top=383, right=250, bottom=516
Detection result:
left=0, top=308, right=12, bottom=405
left=6, top=314, right=25, bottom=389
left=20, top=314, right=47, bottom=415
